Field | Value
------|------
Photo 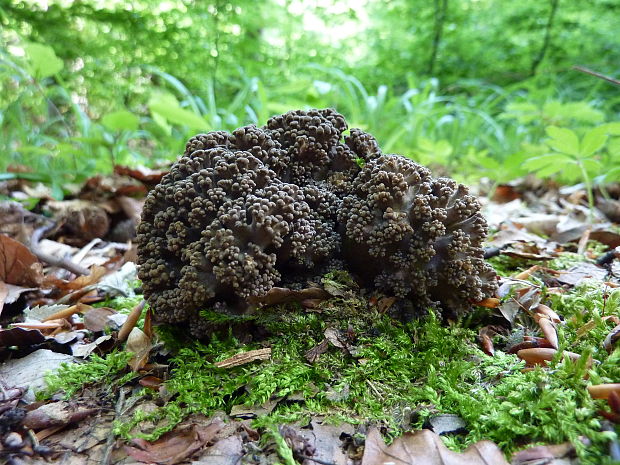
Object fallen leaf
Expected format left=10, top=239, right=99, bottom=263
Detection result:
left=587, top=383, right=620, bottom=400
left=229, top=399, right=278, bottom=419
left=324, top=327, right=347, bottom=349
left=377, top=296, right=397, bottom=313
left=0, top=233, right=43, bottom=286
left=0, top=327, right=45, bottom=347
left=537, top=318, right=558, bottom=350
left=488, top=222, right=548, bottom=248
left=83, top=306, right=119, bottom=332
left=139, top=375, right=163, bottom=390
left=511, top=442, right=577, bottom=464
left=47, top=199, right=110, bottom=243
left=0, top=349, right=75, bottom=402
left=556, top=263, right=607, bottom=286
left=194, top=435, right=244, bottom=465
left=305, top=339, right=329, bottom=363
left=126, top=327, right=152, bottom=371
left=535, top=304, right=562, bottom=323
left=603, top=324, right=620, bottom=353
left=114, top=164, right=168, bottom=184
left=517, top=348, right=581, bottom=366
left=478, top=326, right=495, bottom=356
left=361, top=427, right=509, bottom=465
left=71, top=334, right=113, bottom=357
left=23, top=401, right=98, bottom=430
left=475, top=297, right=501, bottom=309
left=125, top=418, right=223, bottom=465
left=24, top=303, right=72, bottom=321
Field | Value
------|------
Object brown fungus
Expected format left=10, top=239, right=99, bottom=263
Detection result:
left=137, top=109, right=497, bottom=335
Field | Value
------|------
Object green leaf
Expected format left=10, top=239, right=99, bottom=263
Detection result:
left=581, top=158, right=603, bottom=175
left=101, top=110, right=139, bottom=132
left=477, top=156, right=500, bottom=170
left=151, top=112, right=172, bottom=136
left=24, top=43, right=63, bottom=79
left=148, top=93, right=208, bottom=130
left=580, top=127, right=607, bottom=157
left=521, top=153, right=570, bottom=171
left=600, top=122, right=620, bottom=136
left=545, top=126, right=579, bottom=156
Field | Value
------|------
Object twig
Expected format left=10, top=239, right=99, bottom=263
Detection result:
left=572, top=66, right=620, bottom=87
left=577, top=227, right=591, bottom=256
left=118, top=300, right=146, bottom=342
left=101, top=387, right=126, bottom=465
left=30, top=224, right=90, bottom=276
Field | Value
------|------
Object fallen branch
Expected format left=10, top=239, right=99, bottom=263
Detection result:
left=572, top=66, right=620, bottom=87
left=30, top=224, right=90, bottom=276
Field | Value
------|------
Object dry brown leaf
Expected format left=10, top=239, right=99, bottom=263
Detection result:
left=510, top=442, right=576, bottom=465
left=537, top=318, right=558, bottom=350
left=475, top=297, right=501, bottom=309
left=214, top=348, right=272, bottom=368
left=114, top=164, right=168, bottom=184
left=23, top=401, right=98, bottom=430
left=361, top=427, right=509, bottom=465
left=587, top=383, right=620, bottom=400
left=0, top=327, right=45, bottom=347
left=139, top=375, right=164, bottom=390
left=126, top=327, right=152, bottom=371
left=517, top=348, right=582, bottom=366
left=0, top=234, right=43, bottom=287
left=478, top=326, right=496, bottom=356
left=83, top=306, right=118, bottom=332
left=125, top=418, right=223, bottom=465
left=535, top=304, right=561, bottom=323
left=555, top=262, right=607, bottom=286
left=305, top=339, right=329, bottom=363
left=603, top=324, right=620, bottom=353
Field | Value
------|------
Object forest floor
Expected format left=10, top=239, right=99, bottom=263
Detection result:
left=0, top=169, right=619, bottom=465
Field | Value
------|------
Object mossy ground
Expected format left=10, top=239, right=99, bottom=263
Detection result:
left=41, top=270, right=619, bottom=464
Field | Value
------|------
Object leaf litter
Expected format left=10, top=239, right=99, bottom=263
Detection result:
left=0, top=174, right=619, bottom=464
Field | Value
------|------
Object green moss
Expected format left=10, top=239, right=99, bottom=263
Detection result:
left=111, top=298, right=617, bottom=463
left=486, top=254, right=531, bottom=275
left=38, top=350, right=135, bottom=400
left=51, top=275, right=618, bottom=463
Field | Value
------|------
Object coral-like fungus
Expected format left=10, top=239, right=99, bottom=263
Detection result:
left=137, top=109, right=497, bottom=334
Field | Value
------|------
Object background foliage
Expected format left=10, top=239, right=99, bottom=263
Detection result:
left=1, top=0, right=619, bottom=197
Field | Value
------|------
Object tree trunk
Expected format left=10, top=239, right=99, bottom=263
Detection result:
left=530, top=0, right=560, bottom=76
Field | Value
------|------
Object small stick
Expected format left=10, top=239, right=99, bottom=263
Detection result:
left=118, top=300, right=146, bottom=342
left=513, top=265, right=540, bottom=281
left=577, top=227, right=591, bottom=256
left=41, top=304, right=84, bottom=322
left=101, top=387, right=126, bottom=465
left=572, top=66, right=620, bottom=87
left=30, top=224, right=90, bottom=276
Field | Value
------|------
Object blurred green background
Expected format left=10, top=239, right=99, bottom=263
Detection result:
left=1, top=0, right=620, bottom=198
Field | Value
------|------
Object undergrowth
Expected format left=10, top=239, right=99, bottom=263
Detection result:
left=39, top=274, right=619, bottom=463
left=38, top=351, right=135, bottom=400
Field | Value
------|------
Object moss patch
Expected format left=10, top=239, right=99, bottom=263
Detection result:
left=41, top=275, right=619, bottom=464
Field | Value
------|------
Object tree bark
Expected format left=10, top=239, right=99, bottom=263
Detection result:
left=530, top=0, right=560, bottom=76
left=428, top=0, right=448, bottom=76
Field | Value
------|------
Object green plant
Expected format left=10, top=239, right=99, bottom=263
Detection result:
left=521, top=122, right=620, bottom=219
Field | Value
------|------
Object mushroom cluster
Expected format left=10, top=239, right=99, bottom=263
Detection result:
left=137, top=109, right=497, bottom=335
